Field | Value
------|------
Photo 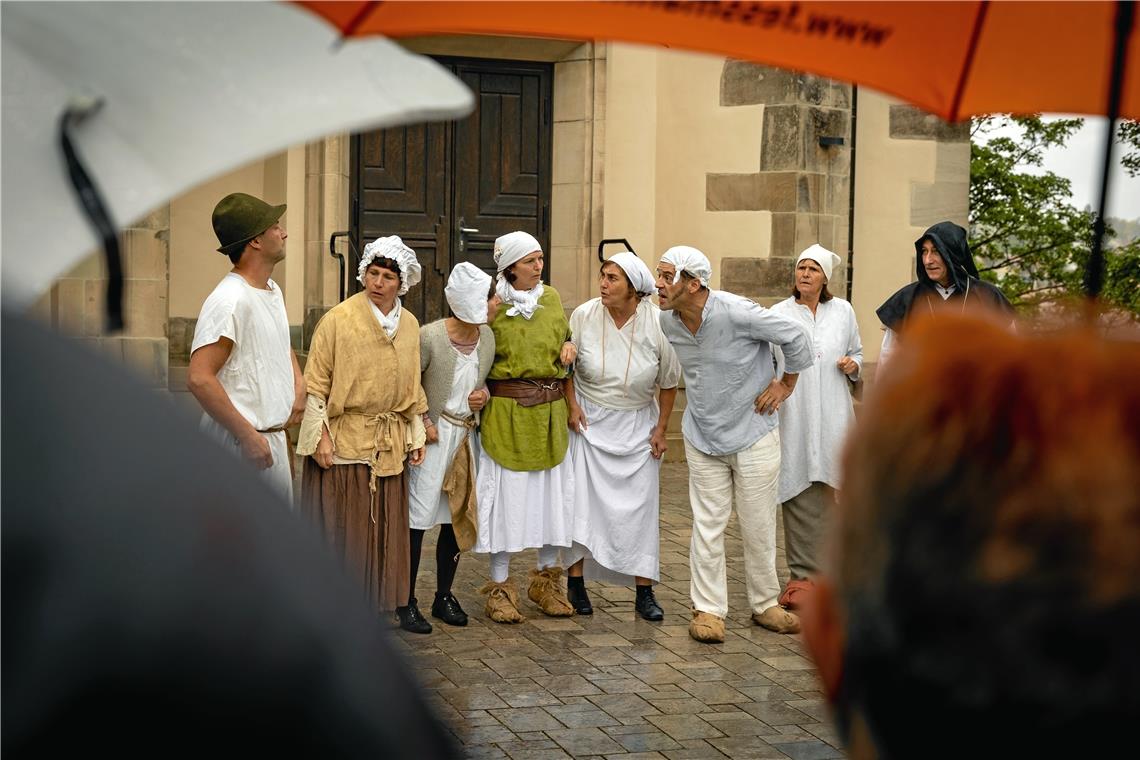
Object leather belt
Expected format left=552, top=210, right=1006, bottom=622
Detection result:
left=486, top=378, right=564, bottom=408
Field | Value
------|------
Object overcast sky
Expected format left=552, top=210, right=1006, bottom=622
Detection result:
left=1013, top=116, right=1139, bottom=221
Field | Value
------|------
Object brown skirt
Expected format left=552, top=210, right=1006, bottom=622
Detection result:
left=300, top=459, right=410, bottom=613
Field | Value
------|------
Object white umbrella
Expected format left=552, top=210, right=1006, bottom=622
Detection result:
left=1, top=6, right=473, bottom=751
left=1, top=1, right=473, bottom=310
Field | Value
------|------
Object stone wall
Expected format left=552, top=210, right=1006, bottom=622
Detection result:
left=33, top=207, right=171, bottom=388
left=303, top=135, right=350, bottom=351
left=849, top=91, right=971, bottom=366
left=550, top=43, right=606, bottom=312
left=888, top=104, right=970, bottom=228
left=715, top=62, right=852, bottom=305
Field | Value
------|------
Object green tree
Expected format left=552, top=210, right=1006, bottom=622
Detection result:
left=1119, top=120, right=1140, bottom=178
left=970, top=116, right=1140, bottom=318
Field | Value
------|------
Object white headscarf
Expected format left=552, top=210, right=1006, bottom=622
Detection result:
left=359, top=235, right=422, bottom=296
left=796, top=243, right=842, bottom=282
left=607, top=251, right=656, bottom=298
left=493, top=231, right=544, bottom=320
left=445, top=262, right=492, bottom=324
left=493, top=231, right=542, bottom=273
left=660, top=245, right=712, bottom=287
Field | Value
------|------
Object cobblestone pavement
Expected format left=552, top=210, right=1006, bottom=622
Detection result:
left=393, top=461, right=846, bottom=759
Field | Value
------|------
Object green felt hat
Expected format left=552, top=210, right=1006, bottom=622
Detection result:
left=212, top=193, right=286, bottom=255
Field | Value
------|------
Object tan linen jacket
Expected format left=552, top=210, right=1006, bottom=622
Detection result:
left=297, top=293, right=427, bottom=478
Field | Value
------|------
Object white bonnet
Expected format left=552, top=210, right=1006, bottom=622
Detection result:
left=359, top=235, right=422, bottom=296
left=796, top=244, right=841, bottom=282
left=445, top=262, right=493, bottom=324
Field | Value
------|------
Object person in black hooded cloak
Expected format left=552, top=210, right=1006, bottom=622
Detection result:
left=875, top=221, right=1013, bottom=366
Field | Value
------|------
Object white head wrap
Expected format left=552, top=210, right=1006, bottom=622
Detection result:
left=660, top=245, right=712, bottom=287
left=493, top=231, right=542, bottom=273
left=445, top=262, right=492, bottom=324
left=796, top=243, right=842, bottom=283
left=492, top=230, right=545, bottom=319
left=358, top=235, right=422, bottom=296
left=607, top=251, right=656, bottom=298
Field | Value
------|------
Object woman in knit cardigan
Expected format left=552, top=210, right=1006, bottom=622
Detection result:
left=400, top=263, right=499, bottom=633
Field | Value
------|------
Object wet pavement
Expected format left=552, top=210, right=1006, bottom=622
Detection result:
left=392, top=460, right=845, bottom=759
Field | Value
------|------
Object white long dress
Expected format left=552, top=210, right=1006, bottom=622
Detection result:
left=564, top=298, right=681, bottom=585
left=771, top=296, right=862, bottom=503
left=473, top=456, right=575, bottom=553
left=406, top=345, right=481, bottom=529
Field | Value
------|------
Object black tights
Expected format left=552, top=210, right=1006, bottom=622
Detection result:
left=408, top=524, right=460, bottom=604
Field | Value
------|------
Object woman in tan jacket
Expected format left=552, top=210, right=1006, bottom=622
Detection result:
left=297, top=236, right=427, bottom=618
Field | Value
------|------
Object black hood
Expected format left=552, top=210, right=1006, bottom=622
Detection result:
left=915, top=221, right=979, bottom=291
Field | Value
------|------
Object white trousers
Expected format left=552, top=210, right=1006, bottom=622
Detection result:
left=489, top=545, right=562, bottom=583
left=685, top=429, right=781, bottom=618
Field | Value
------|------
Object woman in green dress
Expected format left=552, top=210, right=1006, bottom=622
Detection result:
left=474, top=231, right=578, bottom=623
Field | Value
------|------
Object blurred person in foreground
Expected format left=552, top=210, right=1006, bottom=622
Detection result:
left=802, top=312, right=1140, bottom=759
left=2, top=310, right=456, bottom=758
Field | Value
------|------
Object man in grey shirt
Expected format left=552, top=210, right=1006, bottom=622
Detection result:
left=656, top=246, right=813, bottom=643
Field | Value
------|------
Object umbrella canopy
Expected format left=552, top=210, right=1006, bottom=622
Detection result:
left=299, top=0, right=1139, bottom=122
left=2, top=7, right=472, bottom=751
left=1, top=1, right=473, bottom=310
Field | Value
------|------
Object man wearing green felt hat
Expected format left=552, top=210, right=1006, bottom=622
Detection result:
left=187, top=193, right=305, bottom=504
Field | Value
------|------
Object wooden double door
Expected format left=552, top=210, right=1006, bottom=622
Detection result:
left=350, top=57, right=554, bottom=323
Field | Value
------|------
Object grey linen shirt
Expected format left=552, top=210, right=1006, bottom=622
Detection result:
left=661, top=289, right=813, bottom=457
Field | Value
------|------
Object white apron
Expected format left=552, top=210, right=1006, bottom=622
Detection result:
left=564, top=393, right=662, bottom=584
left=407, top=346, right=481, bottom=529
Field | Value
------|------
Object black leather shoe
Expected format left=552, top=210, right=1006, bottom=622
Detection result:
left=396, top=599, right=433, bottom=634
left=431, top=592, right=468, bottom=627
left=635, top=587, right=664, bottom=621
left=567, top=580, right=593, bottom=615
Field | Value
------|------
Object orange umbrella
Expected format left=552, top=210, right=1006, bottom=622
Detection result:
left=298, top=0, right=1138, bottom=294
left=300, top=0, right=1137, bottom=121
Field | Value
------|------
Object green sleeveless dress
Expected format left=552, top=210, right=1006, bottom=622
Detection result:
left=480, top=286, right=572, bottom=471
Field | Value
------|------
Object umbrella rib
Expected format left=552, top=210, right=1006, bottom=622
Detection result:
left=341, top=0, right=382, bottom=38
left=59, top=100, right=124, bottom=333
left=950, top=0, right=990, bottom=122
left=1085, top=0, right=1136, bottom=299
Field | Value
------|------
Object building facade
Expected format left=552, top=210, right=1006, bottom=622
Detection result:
left=32, top=40, right=969, bottom=401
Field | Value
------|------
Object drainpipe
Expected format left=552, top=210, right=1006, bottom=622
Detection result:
left=846, top=86, right=858, bottom=303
